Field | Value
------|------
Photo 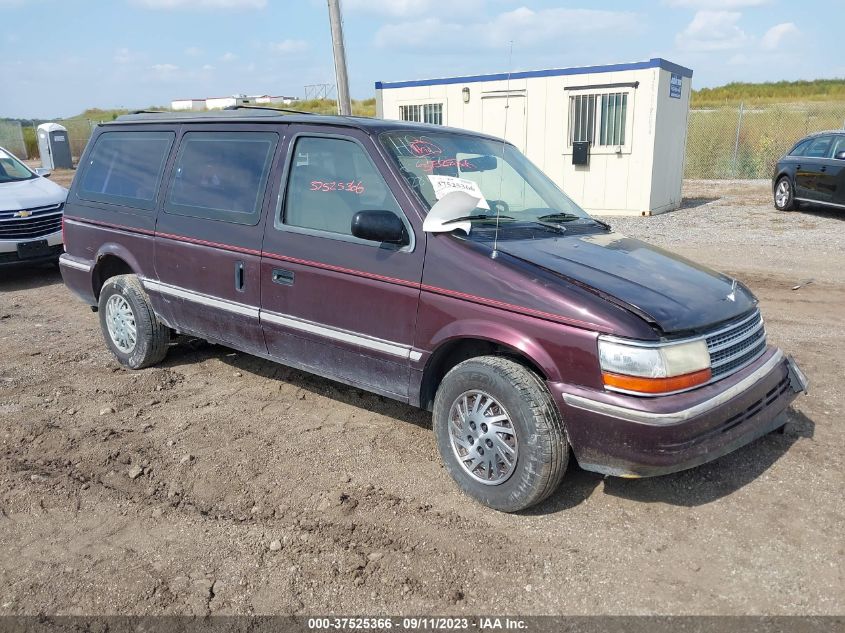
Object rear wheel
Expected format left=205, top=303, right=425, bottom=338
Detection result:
left=774, top=176, right=797, bottom=211
left=432, top=356, right=568, bottom=512
left=98, top=274, right=170, bottom=369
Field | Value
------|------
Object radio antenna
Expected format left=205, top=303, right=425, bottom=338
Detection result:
left=492, top=40, right=514, bottom=258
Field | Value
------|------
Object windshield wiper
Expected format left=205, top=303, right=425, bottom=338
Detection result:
left=538, top=212, right=611, bottom=230
left=537, top=212, right=584, bottom=222
left=532, top=220, right=567, bottom=234
left=441, top=214, right=515, bottom=225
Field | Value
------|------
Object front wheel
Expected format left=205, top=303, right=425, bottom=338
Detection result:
left=432, top=356, right=568, bottom=512
left=774, top=176, right=797, bottom=211
left=98, top=274, right=170, bottom=369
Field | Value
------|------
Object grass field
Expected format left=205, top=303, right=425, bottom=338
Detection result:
left=691, top=78, right=845, bottom=108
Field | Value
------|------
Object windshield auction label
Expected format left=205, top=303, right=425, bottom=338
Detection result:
left=427, top=175, right=489, bottom=210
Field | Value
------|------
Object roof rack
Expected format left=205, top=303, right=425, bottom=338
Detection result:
left=222, top=105, right=316, bottom=115
left=131, top=109, right=170, bottom=115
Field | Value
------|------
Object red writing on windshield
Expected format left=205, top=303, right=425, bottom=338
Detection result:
left=408, top=138, right=442, bottom=157
left=310, top=180, right=365, bottom=194
left=415, top=158, right=475, bottom=173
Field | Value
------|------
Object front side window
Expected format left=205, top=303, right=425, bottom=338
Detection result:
left=0, top=148, right=35, bottom=183
left=165, top=131, right=277, bottom=224
left=282, top=136, right=404, bottom=239
left=381, top=130, right=599, bottom=239
left=399, top=103, right=443, bottom=125
left=79, top=131, right=174, bottom=209
left=789, top=138, right=812, bottom=156
left=833, top=136, right=845, bottom=156
left=804, top=136, right=833, bottom=159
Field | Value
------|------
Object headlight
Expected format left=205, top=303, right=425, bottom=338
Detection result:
left=597, top=337, right=711, bottom=395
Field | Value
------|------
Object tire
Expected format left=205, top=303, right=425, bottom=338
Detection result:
left=774, top=176, right=797, bottom=211
left=432, top=356, right=568, bottom=512
left=98, top=274, right=170, bottom=369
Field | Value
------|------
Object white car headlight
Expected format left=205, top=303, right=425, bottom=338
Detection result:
left=597, top=337, right=711, bottom=395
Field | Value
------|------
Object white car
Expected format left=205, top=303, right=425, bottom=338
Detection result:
left=0, top=146, right=68, bottom=267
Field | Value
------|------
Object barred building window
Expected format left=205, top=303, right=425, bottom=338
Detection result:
left=568, top=92, right=630, bottom=147
left=569, top=94, right=596, bottom=145
left=399, top=103, right=443, bottom=125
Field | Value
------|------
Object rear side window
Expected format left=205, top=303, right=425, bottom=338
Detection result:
left=165, top=131, right=278, bottom=224
left=79, top=131, right=174, bottom=209
left=282, top=136, right=403, bottom=238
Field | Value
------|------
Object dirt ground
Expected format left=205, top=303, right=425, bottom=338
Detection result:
left=0, top=179, right=842, bottom=616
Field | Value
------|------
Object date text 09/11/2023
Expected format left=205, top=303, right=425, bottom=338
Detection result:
left=305, top=616, right=528, bottom=630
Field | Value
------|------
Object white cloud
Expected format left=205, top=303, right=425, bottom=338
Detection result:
left=345, top=0, right=483, bottom=18
left=201, top=64, right=215, bottom=71
left=666, top=0, right=769, bottom=7
left=184, top=46, right=203, bottom=57
left=220, top=51, right=238, bottom=62
left=130, top=0, right=266, bottom=9
left=151, top=63, right=179, bottom=74
left=0, top=0, right=27, bottom=7
left=675, top=10, right=749, bottom=51
left=761, top=22, right=799, bottom=50
left=269, top=39, right=308, bottom=54
left=376, top=7, right=638, bottom=51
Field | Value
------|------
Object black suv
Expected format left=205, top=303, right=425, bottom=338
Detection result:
left=773, top=130, right=845, bottom=211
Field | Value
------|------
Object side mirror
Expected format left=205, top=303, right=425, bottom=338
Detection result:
left=351, top=210, right=408, bottom=245
left=835, top=150, right=845, bottom=161
left=34, top=168, right=52, bottom=177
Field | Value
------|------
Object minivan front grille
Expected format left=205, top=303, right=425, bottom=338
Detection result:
left=705, top=309, right=767, bottom=379
left=0, top=204, right=63, bottom=240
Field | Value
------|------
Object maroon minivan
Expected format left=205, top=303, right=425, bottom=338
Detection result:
left=59, top=110, right=807, bottom=511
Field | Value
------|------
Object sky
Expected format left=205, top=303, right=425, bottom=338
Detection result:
left=0, top=0, right=842, bottom=119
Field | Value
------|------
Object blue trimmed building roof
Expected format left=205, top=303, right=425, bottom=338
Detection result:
left=375, top=58, right=693, bottom=90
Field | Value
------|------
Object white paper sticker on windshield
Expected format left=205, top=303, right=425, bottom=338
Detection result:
left=427, top=175, right=489, bottom=210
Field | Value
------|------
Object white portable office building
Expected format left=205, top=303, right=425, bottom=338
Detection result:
left=376, top=58, right=693, bottom=216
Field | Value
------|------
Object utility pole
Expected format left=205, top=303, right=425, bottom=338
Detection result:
left=327, top=0, right=352, bottom=116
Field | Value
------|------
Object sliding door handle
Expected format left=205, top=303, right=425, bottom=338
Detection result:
left=235, top=261, right=245, bottom=292
left=272, top=268, right=295, bottom=286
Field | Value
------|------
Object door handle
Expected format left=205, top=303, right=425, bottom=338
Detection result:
left=272, top=268, right=295, bottom=286
left=235, top=261, right=245, bottom=292
left=820, top=166, right=827, bottom=172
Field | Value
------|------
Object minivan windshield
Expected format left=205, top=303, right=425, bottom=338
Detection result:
left=0, top=148, right=36, bottom=184
left=380, top=130, right=599, bottom=231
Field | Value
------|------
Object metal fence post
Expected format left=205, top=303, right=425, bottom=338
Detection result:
left=732, top=102, right=744, bottom=178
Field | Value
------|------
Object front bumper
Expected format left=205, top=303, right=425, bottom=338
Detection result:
left=550, top=348, right=806, bottom=477
left=0, top=231, right=64, bottom=267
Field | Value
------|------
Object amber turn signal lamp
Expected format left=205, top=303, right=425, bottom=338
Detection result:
left=602, top=368, right=712, bottom=394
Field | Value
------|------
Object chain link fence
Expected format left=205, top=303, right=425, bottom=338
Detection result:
left=685, top=102, right=845, bottom=179
left=0, top=120, right=29, bottom=159
left=0, top=118, right=101, bottom=164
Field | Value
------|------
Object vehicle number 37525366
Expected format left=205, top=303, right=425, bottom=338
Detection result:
left=310, top=180, right=365, bottom=194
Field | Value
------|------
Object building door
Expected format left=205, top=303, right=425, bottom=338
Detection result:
left=481, top=94, right=527, bottom=153
left=259, top=127, right=424, bottom=400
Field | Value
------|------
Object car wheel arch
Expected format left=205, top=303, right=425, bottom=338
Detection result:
left=418, top=324, right=560, bottom=411
left=92, top=245, right=141, bottom=299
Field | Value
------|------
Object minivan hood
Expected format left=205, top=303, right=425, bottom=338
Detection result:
left=0, top=177, right=68, bottom=212
left=497, top=232, right=756, bottom=334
